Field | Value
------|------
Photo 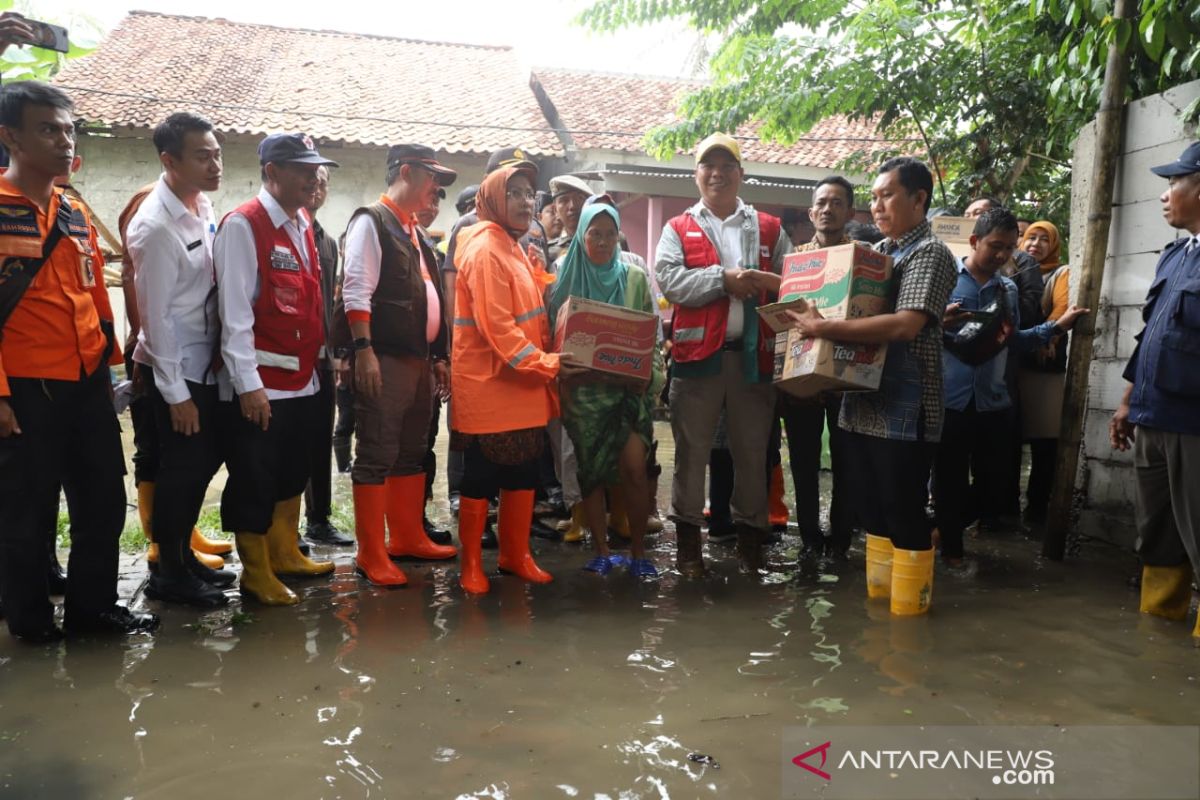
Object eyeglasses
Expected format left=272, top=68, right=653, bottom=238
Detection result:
left=506, top=189, right=537, bottom=203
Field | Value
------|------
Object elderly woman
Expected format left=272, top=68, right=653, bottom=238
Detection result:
left=549, top=203, right=666, bottom=578
left=1017, top=220, right=1070, bottom=524
left=450, top=162, right=584, bottom=594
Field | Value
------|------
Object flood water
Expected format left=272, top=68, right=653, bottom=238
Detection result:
left=1, top=423, right=1197, bottom=799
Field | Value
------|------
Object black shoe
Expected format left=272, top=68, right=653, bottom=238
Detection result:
left=146, top=572, right=229, bottom=608
left=11, top=623, right=64, bottom=644
left=449, top=494, right=460, bottom=516
left=65, top=605, right=160, bottom=636
left=185, top=550, right=237, bottom=588
left=423, top=517, right=452, bottom=546
left=481, top=524, right=498, bottom=550
left=298, top=537, right=312, bottom=557
left=823, top=543, right=850, bottom=562
left=306, top=520, right=355, bottom=546
left=530, top=519, right=562, bottom=542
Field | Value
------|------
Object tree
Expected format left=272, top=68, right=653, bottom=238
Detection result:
left=580, top=0, right=1200, bottom=226
left=0, top=2, right=98, bottom=82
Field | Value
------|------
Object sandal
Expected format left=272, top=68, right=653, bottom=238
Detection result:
left=629, top=558, right=659, bottom=579
left=583, top=555, right=614, bottom=575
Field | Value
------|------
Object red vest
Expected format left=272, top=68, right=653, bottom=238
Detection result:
left=668, top=211, right=781, bottom=375
left=225, top=198, right=324, bottom=391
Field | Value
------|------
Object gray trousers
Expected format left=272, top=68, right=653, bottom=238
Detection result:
left=669, top=352, right=775, bottom=529
left=351, top=354, right=431, bottom=485
left=548, top=417, right=582, bottom=508
left=1134, top=426, right=1200, bottom=576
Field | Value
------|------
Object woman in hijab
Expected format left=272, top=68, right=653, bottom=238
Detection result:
left=1016, top=220, right=1070, bottom=524
left=450, top=163, right=584, bottom=594
left=549, top=203, right=665, bottom=578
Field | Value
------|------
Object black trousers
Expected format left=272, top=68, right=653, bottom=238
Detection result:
left=445, top=400, right=464, bottom=500
left=1025, top=438, right=1058, bottom=517
left=459, top=439, right=540, bottom=500
left=843, top=429, right=935, bottom=551
left=780, top=395, right=853, bottom=550
left=126, top=347, right=158, bottom=485
left=708, top=447, right=734, bottom=527
left=143, top=367, right=223, bottom=572
left=304, top=367, right=336, bottom=523
left=932, top=403, right=1011, bottom=560
left=220, top=393, right=317, bottom=535
left=0, top=368, right=125, bottom=634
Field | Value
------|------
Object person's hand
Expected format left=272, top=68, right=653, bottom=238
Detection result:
left=169, top=398, right=201, bottom=436
left=942, top=302, right=972, bottom=329
left=742, top=270, right=782, bottom=295
left=354, top=348, right=382, bottom=399
left=0, top=13, right=35, bottom=58
left=0, top=398, right=21, bottom=438
left=557, top=354, right=591, bottom=382
left=1110, top=402, right=1135, bottom=451
left=432, top=360, right=450, bottom=402
left=785, top=304, right=826, bottom=338
left=722, top=269, right=757, bottom=300
left=239, top=388, right=271, bottom=431
left=1055, top=304, right=1090, bottom=332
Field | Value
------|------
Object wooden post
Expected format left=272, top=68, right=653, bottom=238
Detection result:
left=1042, top=0, right=1133, bottom=560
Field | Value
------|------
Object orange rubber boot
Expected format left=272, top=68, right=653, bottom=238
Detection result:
left=353, top=483, right=407, bottom=586
left=497, top=489, right=552, bottom=584
left=768, top=463, right=789, bottom=528
left=140, top=481, right=225, bottom=569
left=385, top=474, right=457, bottom=560
left=458, top=496, right=491, bottom=595
left=191, top=527, right=233, bottom=557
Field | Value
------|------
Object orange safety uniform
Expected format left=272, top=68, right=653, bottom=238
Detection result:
left=450, top=220, right=560, bottom=434
left=0, top=175, right=119, bottom=396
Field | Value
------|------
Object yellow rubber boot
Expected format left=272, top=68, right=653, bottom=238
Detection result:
left=191, top=527, right=233, bottom=557
left=266, top=496, right=335, bottom=577
left=235, top=532, right=298, bottom=605
left=1192, top=613, right=1200, bottom=643
left=138, top=481, right=159, bottom=564
left=1139, top=564, right=1193, bottom=620
left=865, top=533, right=893, bottom=600
left=607, top=488, right=631, bottom=540
left=562, top=503, right=585, bottom=543
left=890, top=547, right=934, bottom=616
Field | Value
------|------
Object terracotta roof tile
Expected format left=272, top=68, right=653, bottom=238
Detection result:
left=53, top=12, right=563, bottom=156
left=533, top=68, right=893, bottom=168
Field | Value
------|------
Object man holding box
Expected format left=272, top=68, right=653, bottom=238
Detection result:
left=788, top=157, right=957, bottom=615
left=655, top=133, right=790, bottom=576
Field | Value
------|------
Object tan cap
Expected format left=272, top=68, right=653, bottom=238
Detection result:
left=695, top=133, right=742, bottom=165
left=549, top=174, right=594, bottom=198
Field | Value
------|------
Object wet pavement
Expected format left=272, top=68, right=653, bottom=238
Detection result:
left=2, top=424, right=1197, bottom=799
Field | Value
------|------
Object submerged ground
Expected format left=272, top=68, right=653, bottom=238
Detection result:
left=1, top=421, right=1196, bottom=799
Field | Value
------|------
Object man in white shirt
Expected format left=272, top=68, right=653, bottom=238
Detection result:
left=340, top=144, right=457, bottom=586
left=214, top=133, right=338, bottom=605
left=128, top=112, right=230, bottom=608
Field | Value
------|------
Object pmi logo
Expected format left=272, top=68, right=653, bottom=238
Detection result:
left=791, top=741, right=833, bottom=781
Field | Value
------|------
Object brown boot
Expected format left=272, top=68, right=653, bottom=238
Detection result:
left=736, top=524, right=765, bottom=573
left=675, top=522, right=705, bottom=578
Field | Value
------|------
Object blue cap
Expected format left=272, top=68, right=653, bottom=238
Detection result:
left=257, top=133, right=339, bottom=167
left=1150, top=141, right=1200, bottom=177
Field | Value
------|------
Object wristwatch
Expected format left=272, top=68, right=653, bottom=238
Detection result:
left=352, top=337, right=373, bottom=351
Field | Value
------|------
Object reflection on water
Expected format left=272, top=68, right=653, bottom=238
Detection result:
left=1, top=511, right=1197, bottom=798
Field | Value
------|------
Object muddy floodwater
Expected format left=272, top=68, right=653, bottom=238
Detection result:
left=1, top=422, right=1197, bottom=799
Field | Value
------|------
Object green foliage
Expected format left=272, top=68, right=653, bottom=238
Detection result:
left=0, top=1, right=99, bottom=82
left=580, top=0, right=1200, bottom=227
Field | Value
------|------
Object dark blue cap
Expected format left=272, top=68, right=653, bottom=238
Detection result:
left=1150, top=141, right=1200, bottom=177
left=257, top=133, right=339, bottom=167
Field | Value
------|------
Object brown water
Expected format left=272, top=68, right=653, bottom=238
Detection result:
left=2, top=425, right=1197, bottom=799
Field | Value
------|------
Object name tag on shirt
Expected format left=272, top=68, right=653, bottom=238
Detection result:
left=270, top=245, right=300, bottom=272
left=186, top=239, right=202, bottom=252
left=685, top=231, right=704, bottom=238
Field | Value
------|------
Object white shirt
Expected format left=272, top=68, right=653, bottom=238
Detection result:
left=129, top=177, right=218, bottom=404
left=343, top=209, right=442, bottom=344
left=214, top=187, right=319, bottom=401
left=697, top=198, right=749, bottom=341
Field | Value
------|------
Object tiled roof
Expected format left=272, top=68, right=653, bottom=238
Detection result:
left=532, top=68, right=893, bottom=168
left=53, top=12, right=563, bottom=156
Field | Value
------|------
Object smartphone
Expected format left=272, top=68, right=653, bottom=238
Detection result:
left=20, top=19, right=70, bottom=54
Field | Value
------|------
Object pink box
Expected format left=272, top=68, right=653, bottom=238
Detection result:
left=553, top=296, right=657, bottom=381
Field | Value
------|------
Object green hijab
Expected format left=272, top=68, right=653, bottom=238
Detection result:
left=548, top=203, right=628, bottom=325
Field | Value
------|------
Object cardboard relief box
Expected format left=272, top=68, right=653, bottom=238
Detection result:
left=553, top=296, right=658, bottom=382
left=930, top=216, right=974, bottom=259
left=756, top=243, right=894, bottom=397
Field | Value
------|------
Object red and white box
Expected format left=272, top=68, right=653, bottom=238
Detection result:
left=553, top=296, right=658, bottom=382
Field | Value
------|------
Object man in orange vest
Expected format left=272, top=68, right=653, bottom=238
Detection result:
left=214, top=133, right=338, bottom=605
left=0, top=81, right=158, bottom=641
left=654, top=133, right=790, bottom=576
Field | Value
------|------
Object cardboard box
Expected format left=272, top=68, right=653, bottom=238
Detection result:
left=758, top=243, right=893, bottom=397
left=930, top=215, right=974, bottom=259
left=553, top=296, right=658, bottom=382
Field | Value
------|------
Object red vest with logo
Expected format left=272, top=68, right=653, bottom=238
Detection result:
left=225, top=198, right=324, bottom=391
left=667, top=210, right=781, bottom=376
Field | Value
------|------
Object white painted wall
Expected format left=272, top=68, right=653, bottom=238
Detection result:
left=1069, top=79, right=1200, bottom=547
